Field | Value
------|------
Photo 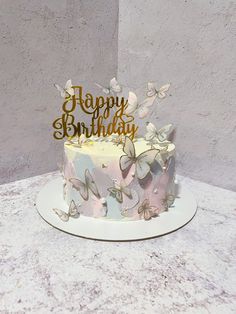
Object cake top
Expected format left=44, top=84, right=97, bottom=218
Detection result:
left=64, top=135, right=175, bottom=157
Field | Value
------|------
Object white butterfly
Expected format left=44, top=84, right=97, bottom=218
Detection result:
left=162, top=194, right=175, bottom=211
left=138, top=199, right=159, bottom=220
left=147, top=82, right=170, bottom=99
left=125, top=91, right=154, bottom=118
left=52, top=200, right=80, bottom=222
left=95, top=77, right=122, bottom=94
left=69, top=169, right=100, bottom=201
left=145, top=122, right=173, bottom=143
left=119, top=136, right=159, bottom=180
left=54, top=79, right=75, bottom=98
left=108, top=180, right=132, bottom=203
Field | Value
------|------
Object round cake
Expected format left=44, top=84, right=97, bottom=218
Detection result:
left=62, top=135, right=176, bottom=221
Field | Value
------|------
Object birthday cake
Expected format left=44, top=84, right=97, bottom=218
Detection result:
left=53, top=79, right=177, bottom=221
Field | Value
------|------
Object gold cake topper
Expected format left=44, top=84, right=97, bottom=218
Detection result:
left=53, top=80, right=138, bottom=140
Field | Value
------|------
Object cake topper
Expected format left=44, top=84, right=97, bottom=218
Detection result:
left=52, top=79, right=139, bottom=140
left=52, top=78, right=171, bottom=142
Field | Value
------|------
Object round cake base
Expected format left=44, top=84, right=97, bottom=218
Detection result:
left=36, top=178, right=197, bottom=241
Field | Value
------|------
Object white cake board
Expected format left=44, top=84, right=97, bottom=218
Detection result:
left=36, top=178, right=197, bottom=241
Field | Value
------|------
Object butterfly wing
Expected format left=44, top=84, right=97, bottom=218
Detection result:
left=108, top=187, right=117, bottom=197
left=52, top=208, right=69, bottom=222
left=108, top=187, right=123, bottom=203
left=136, top=149, right=158, bottom=179
left=121, top=186, right=132, bottom=199
left=143, top=209, right=153, bottom=220
left=54, top=84, right=66, bottom=98
left=125, top=91, right=138, bottom=115
left=120, top=156, right=134, bottom=172
left=65, top=79, right=74, bottom=96
left=123, top=136, right=135, bottom=157
left=138, top=199, right=150, bottom=216
left=145, top=122, right=157, bottom=141
left=157, top=83, right=170, bottom=99
left=167, top=194, right=175, bottom=207
left=69, top=178, right=88, bottom=200
left=110, top=77, right=122, bottom=93
left=155, top=151, right=166, bottom=168
left=157, top=124, right=173, bottom=142
left=147, top=82, right=156, bottom=97
left=85, top=169, right=101, bottom=199
left=144, top=207, right=159, bottom=220
left=68, top=200, right=80, bottom=218
left=119, top=137, right=136, bottom=172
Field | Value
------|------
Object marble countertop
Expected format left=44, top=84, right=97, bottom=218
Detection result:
left=0, top=172, right=235, bottom=314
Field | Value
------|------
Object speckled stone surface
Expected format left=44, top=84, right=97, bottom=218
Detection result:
left=0, top=172, right=236, bottom=313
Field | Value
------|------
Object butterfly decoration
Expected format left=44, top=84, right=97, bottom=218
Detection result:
left=147, top=82, right=170, bottom=99
left=111, top=134, right=125, bottom=146
left=69, top=169, right=100, bottom=201
left=162, top=194, right=175, bottom=211
left=52, top=200, right=80, bottom=222
left=66, top=134, right=89, bottom=148
left=95, top=77, right=122, bottom=95
left=54, top=79, right=75, bottom=98
left=125, top=91, right=154, bottom=118
left=137, top=199, right=159, bottom=220
left=145, top=122, right=173, bottom=143
left=108, top=180, right=132, bottom=203
left=119, top=136, right=159, bottom=180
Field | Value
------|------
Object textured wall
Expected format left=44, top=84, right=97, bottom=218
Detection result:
left=0, top=0, right=119, bottom=184
left=118, top=0, right=236, bottom=191
left=1, top=0, right=236, bottom=191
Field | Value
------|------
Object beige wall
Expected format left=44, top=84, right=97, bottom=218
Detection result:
left=1, top=0, right=236, bottom=192
left=118, top=0, right=236, bottom=191
left=0, top=0, right=119, bottom=184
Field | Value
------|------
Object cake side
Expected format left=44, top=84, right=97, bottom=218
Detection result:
left=62, top=136, right=176, bottom=221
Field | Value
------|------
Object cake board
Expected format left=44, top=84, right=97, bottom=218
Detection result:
left=36, top=177, right=197, bottom=241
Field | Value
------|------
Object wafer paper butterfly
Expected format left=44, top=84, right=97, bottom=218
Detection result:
left=125, top=91, right=154, bottom=118
left=119, top=136, right=159, bottom=180
left=54, top=79, right=75, bottom=98
left=138, top=199, right=159, bottom=220
left=147, top=82, right=170, bottom=99
left=95, top=77, right=122, bottom=94
left=145, top=122, right=173, bottom=143
left=108, top=180, right=132, bottom=203
left=52, top=200, right=80, bottom=222
left=69, top=169, right=100, bottom=201
left=162, top=194, right=175, bottom=211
